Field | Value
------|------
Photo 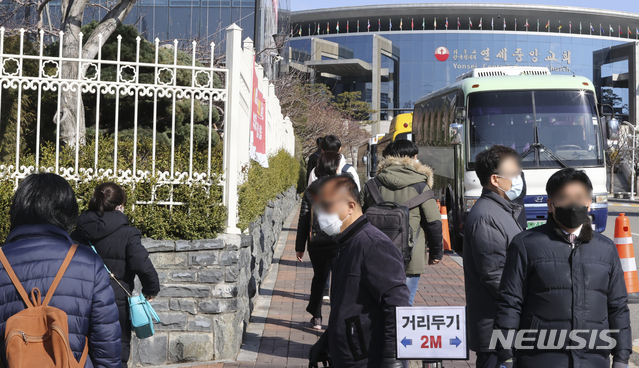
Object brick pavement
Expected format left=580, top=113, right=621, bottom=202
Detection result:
left=177, top=211, right=475, bottom=368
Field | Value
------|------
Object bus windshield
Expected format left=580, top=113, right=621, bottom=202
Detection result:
left=467, top=90, right=603, bottom=168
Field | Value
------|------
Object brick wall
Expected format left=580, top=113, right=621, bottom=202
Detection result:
left=129, top=186, right=299, bottom=366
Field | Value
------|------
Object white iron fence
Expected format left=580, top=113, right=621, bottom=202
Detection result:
left=0, top=24, right=295, bottom=233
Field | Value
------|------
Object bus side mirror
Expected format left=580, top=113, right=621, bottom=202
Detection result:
left=607, top=118, right=620, bottom=141
left=600, top=103, right=614, bottom=117
left=455, top=107, right=466, bottom=123
left=450, top=123, right=464, bottom=145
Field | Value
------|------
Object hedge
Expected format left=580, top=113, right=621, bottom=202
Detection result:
left=0, top=133, right=227, bottom=241
left=237, top=149, right=299, bottom=230
left=0, top=135, right=298, bottom=239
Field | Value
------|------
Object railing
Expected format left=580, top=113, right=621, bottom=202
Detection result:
left=0, top=24, right=295, bottom=234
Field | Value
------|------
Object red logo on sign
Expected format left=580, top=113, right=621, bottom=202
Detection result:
left=435, top=46, right=449, bottom=61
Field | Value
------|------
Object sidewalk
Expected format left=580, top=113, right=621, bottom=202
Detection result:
left=162, top=207, right=474, bottom=368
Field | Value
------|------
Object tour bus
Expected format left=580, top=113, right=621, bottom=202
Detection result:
left=413, top=66, right=609, bottom=253
left=358, top=113, right=414, bottom=179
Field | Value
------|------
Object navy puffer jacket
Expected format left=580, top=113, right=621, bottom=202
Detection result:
left=0, top=224, right=122, bottom=368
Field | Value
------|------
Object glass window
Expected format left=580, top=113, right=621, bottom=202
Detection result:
left=468, top=90, right=603, bottom=169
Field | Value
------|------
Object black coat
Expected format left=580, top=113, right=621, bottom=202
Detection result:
left=306, top=149, right=321, bottom=185
left=463, top=188, right=523, bottom=352
left=295, top=181, right=339, bottom=256
left=326, top=216, right=410, bottom=367
left=494, top=216, right=632, bottom=367
left=72, top=211, right=160, bottom=301
left=513, top=171, right=528, bottom=230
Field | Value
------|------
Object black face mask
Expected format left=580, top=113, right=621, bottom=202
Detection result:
left=553, top=204, right=589, bottom=229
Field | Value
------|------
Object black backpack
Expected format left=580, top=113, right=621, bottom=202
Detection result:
left=364, top=178, right=434, bottom=265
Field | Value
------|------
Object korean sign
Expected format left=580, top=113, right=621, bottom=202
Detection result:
left=396, top=306, right=468, bottom=360
left=442, top=46, right=573, bottom=74
left=250, top=56, right=268, bottom=168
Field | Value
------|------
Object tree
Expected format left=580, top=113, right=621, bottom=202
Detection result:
left=0, top=0, right=138, bottom=145
left=333, top=91, right=375, bottom=124
left=42, top=22, right=222, bottom=146
left=274, top=71, right=370, bottom=159
left=601, top=88, right=629, bottom=116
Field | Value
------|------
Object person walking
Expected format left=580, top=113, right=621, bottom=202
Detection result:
left=72, top=182, right=160, bottom=368
left=494, top=168, right=631, bottom=368
left=296, top=152, right=342, bottom=330
left=306, top=137, right=323, bottom=185
left=362, top=140, right=443, bottom=306
left=0, top=173, right=121, bottom=368
left=463, top=145, right=524, bottom=368
left=308, top=175, right=408, bottom=368
left=307, top=135, right=361, bottom=190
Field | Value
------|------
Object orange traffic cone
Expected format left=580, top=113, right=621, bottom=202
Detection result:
left=438, top=201, right=452, bottom=252
left=614, top=213, right=639, bottom=302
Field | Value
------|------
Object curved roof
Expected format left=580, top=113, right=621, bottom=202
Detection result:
left=291, top=3, right=639, bottom=36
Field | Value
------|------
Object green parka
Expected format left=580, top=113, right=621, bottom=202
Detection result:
left=362, top=156, right=444, bottom=275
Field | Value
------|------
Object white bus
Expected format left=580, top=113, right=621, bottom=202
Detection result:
left=413, top=67, right=609, bottom=253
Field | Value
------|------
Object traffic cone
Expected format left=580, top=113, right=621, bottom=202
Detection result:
left=614, top=213, right=639, bottom=303
left=438, top=200, right=452, bottom=252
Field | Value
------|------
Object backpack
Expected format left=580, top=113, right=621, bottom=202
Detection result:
left=0, top=244, right=89, bottom=368
left=341, top=164, right=352, bottom=174
left=364, top=178, right=434, bottom=265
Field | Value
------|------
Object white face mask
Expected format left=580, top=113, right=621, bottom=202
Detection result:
left=316, top=208, right=350, bottom=236
left=497, top=175, right=524, bottom=201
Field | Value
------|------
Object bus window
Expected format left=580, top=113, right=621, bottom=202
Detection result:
left=467, top=90, right=603, bottom=169
left=468, top=91, right=535, bottom=166
left=534, top=90, right=602, bottom=167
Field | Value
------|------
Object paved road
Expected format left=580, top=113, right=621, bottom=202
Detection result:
left=606, top=201, right=639, bottom=362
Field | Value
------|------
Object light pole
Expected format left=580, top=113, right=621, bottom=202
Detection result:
left=271, top=33, right=287, bottom=79
left=621, top=121, right=637, bottom=200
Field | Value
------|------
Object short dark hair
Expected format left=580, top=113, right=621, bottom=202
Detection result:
left=382, top=139, right=419, bottom=158
left=475, top=145, right=520, bottom=187
left=10, top=173, right=78, bottom=233
left=315, top=152, right=341, bottom=178
left=546, top=168, right=593, bottom=198
left=321, top=135, right=341, bottom=152
left=316, top=137, right=323, bottom=147
left=321, top=174, right=361, bottom=207
left=89, top=182, right=127, bottom=215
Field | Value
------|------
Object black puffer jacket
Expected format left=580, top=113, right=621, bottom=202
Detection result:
left=72, top=211, right=160, bottom=301
left=295, top=181, right=339, bottom=255
left=494, top=216, right=632, bottom=367
left=327, top=216, right=409, bottom=367
left=463, top=188, right=523, bottom=352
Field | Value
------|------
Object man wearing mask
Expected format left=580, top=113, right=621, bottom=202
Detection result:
left=463, top=145, right=524, bottom=368
left=494, top=168, right=631, bottom=368
left=308, top=175, right=409, bottom=368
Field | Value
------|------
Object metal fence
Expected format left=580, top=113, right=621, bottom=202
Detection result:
left=0, top=24, right=295, bottom=233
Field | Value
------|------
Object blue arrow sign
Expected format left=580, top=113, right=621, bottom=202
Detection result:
left=450, top=336, right=462, bottom=347
left=401, top=337, right=412, bottom=348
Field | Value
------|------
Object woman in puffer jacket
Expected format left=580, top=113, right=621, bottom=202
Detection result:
left=0, top=173, right=121, bottom=368
left=72, top=182, right=160, bottom=368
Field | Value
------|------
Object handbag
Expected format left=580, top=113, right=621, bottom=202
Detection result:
left=90, top=244, right=161, bottom=339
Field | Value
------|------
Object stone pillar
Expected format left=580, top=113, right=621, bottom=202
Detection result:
left=223, top=23, right=243, bottom=234
left=371, top=34, right=382, bottom=136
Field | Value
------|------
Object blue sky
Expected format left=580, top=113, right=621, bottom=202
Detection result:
left=292, top=0, right=639, bottom=13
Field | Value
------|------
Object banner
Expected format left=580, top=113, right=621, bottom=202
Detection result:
left=250, top=58, right=268, bottom=167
